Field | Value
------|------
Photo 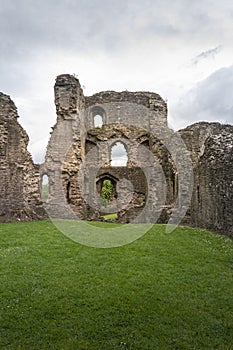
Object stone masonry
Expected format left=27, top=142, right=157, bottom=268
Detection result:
left=0, top=93, right=45, bottom=221
left=41, top=75, right=174, bottom=224
left=179, top=122, right=233, bottom=235
left=0, top=74, right=232, bottom=237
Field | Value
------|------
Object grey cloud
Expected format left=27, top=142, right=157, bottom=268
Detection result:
left=1, top=0, right=231, bottom=58
left=192, top=46, right=222, bottom=65
left=0, top=0, right=130, bottom=56
left=111, top=142, right=127, bottom=158
left=171, top=65, right=233, bottom=129
left=0, top=0, right=232, bottom=82
left=0, top=0, right=230, bottom=79
left=1, top=0, right=233, bottom=161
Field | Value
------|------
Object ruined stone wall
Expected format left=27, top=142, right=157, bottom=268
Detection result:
left=40, top=75, right=85, bottom=218
left=1, top=73, right=231, bottom=238
left=44, top=73, right=188, bottom=227
left=97, top=166, right=147, bottom=223
left=85, top=91, right=167, bottom=130
left=179, top=122, right=233, bottom=237
left=0, top=93, right=44, bottom=221
left=42, top=74, right=173, bottom=223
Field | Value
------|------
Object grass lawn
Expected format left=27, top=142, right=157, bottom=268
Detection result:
left=101, top=213, right=118, bottom=220
left=0, top=220, right=233, bottom=349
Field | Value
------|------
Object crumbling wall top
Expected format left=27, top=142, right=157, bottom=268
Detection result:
left=85, top=90, right=167, bottom=113
left=54, top=74, right=84, bottom=118
left=179, top=121, right=233, bottom=161
left=0, top=92, right=18, bottom=120
left=55, top=74, right=82, bottom=87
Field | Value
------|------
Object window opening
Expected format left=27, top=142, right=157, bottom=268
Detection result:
left=41, top=174, right=49, bottom=201
left=94, top=114, right=103, bottom=128
left=111, top=142, right=128, bottom=166
left=66, top=181, right=71, bottom=204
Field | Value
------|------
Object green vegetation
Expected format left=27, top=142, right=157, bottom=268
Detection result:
left=101, top=213, right=118, bottom=220
left=0, top=220, right=233, bottom=349
left=101, top=179, right=114, bottom=204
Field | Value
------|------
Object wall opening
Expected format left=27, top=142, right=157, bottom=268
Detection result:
left=197, top=185, right=200, bottom=204
left=94, top=114, right=103, bottom=128
left=96, top=175, right=118, bottom=199
left=140, top=139, right=150, bottom=148
left=66, top=181, right=71, bottom=204
left=41, top=174, right=49, bottom=201
left=92, top=106, right=105, bottom=128
left=111, top=142, right=128, bottom=166
left=96, top=175, right=118, bottom=216
left=172, top=172, right=176, bottom=198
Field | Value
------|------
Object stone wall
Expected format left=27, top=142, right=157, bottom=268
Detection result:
left=0, top=74, right=232, bottom=238
left=179, top=122, right=233, bottom=237
left=96, top=166, right=147, bottom=223
left=85, top=90, right=167, bottom=130
left=41, top=75, right=232, bottom=237
left=40, top=75, right=85, bottom=218
left=0, top=93, right=45, bottom=221
left=42, top=74, right=174, bottom=223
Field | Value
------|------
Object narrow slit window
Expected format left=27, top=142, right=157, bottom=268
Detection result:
left=41, top=174, right=49, bottom=201
left=66, top=181, right=71, bottom=204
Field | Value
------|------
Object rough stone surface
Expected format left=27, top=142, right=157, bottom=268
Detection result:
left=41, top=75, right=232, bottom=237
left=42, top=75, right=176, bottom=224
left=0, top=93, right=45, bottom=221
left=179, top=122, right=233, bottom=236
left=0, top=74, right=232, bottom=238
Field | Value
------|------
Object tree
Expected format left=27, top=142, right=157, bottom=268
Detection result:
left=101, top=179, right=114, bottom=204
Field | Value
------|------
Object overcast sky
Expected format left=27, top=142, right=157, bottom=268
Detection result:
left=0, top=0, right=232, bottom=163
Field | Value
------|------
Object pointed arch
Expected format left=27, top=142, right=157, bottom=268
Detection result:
left=110, top=141, right=128, bottom=166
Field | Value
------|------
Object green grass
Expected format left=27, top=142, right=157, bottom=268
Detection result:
left=0, top=220, right=233, bottom=350
left=101, top=213, right=118, bottom=220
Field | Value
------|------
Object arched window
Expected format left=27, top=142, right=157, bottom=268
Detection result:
left=94, top=114, right=103, bottom=128
left=41, top=174, right=49, bottom=201
left=111, top=142, right=128, bottom=166
left=92, top=106, right=105, bottom=128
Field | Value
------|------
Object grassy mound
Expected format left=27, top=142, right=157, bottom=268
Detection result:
left=0, top=220, right=232, bottom=349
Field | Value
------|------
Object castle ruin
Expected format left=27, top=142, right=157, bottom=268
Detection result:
left=0, top=74, right=232, bottom=237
